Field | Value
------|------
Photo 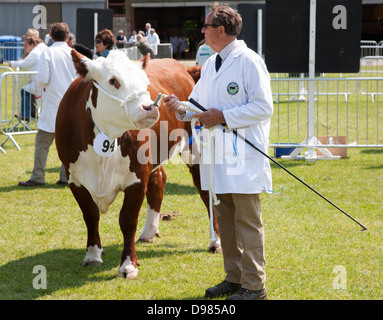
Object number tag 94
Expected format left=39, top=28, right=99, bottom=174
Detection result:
left=94, top=132, right=117, bottom=157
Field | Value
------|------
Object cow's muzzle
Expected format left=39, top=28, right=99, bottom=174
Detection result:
left=141, top=93, right=162, bottom=116
left=140, top=103, right=159, bottom=120
left=142, top=103, right=157, bottom=111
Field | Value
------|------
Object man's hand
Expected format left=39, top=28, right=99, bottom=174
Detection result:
left=162, top=94, right=185, bottom=116
left=192, top=108, right=225, bottom=129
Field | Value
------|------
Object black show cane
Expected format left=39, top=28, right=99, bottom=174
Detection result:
left=189, top=98, right=367, bottom=231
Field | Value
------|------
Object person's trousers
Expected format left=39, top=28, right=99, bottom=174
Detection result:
left=20, top=88, right=31, bottom=120
left=30, top=129, right=67, bottom=184
left=20, top=88, right=37, bottom=120
left=215, top=193, right=266, bottom=291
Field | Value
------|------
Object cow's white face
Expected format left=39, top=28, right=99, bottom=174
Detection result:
left=81, top=50, right=159, bottom=137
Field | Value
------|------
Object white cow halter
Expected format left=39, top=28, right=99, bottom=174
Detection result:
left=92, top=81, right=151, bottom=130
left=85, top=81, right=151, bottom=157
left=93, top=81, right=149, bottom=108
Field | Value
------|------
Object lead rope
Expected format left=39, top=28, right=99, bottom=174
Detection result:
left=154, top=94, right=219, bottom=244
left=179, top=101, right=219, bottom=245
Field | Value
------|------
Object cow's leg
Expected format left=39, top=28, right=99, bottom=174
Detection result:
left=118, top=182, right=146, bottom=279
left=138, top=166, right=167, bottom=243
left=69, top=184, right=103, bottom=266
left=187, top=163, right=222, bottom=253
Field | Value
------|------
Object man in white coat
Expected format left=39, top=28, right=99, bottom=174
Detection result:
left=163, top=5, right=273, bottom=300
left=19, top=22, right=77, bottom=187
left=146, top=28, right=160, bottom=56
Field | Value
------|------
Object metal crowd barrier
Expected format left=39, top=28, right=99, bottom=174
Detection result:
left=270, top=75, right=383, bottom=160
left=271, top=73, right=358, bottom=103
left=0, top=42, right=25, bottom=62
left=0, top=66, right=14, bottom=73
left=0, top=70, right=40, bottom=153
left=1, top=41, right=383, bottom=159
left=359, top=56, right=383, bottom=103
left=120, top=46, right=143, bottom=61
left=2, top=71, right=383, bottom=158
left=360, top=40, right=383, bottom=58
left=272, top=54, right=383, bottom=103
left=121, top=43, right=173, bottom=60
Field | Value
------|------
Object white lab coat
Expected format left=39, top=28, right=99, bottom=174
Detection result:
left=178, top=36, right=188, bottom=53
left=185, top=40, right=273, bottom=194
left=11, top=42, right=47, bottom=95
left=146, top=32, right=160, bottom=55
left=35, top=41, right=77, bottom=133
left=169, top=36, right=178, bottom=54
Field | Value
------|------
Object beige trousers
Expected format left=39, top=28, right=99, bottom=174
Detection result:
left=30, top=129, right=67, bottom=184
left=215, top=193, right=265, bottom=291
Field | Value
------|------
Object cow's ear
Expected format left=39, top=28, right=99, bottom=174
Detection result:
left=139, top=53, right=151, bottom=70
left=71, top=49, right=88, bottom=77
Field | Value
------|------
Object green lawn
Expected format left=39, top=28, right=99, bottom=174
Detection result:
left=0, top=133, right=382, bottom=300
left=270, top=74, right=383, bottom=146
left=1, top=66, right=382, bottom=300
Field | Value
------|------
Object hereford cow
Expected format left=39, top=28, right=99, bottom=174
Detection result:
left=55, top=50, right=220, bottom=279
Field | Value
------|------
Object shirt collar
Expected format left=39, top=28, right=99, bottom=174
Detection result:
left=218, top=39, right=238, bottom=61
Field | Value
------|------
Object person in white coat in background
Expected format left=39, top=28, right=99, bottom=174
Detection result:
left=18, top=22, right=77, bottom=187
left=178, top=33, right=188, bottom=59
left=195, top=40, right=216, bottom=66
left=146, top=28, right=160, bottom=56
left=5, top=29, right=47, bottom=120
left=162, top=5, right=273, bottom=300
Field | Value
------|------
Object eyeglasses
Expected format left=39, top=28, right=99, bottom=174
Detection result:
left=203, top=23, right=220, bottom=29
left=95, top=39, right=103, bottom=44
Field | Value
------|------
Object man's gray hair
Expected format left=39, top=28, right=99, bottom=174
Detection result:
left=211, top=5, right=242, bottom=37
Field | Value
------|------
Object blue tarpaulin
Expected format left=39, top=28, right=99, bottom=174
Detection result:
left=0, top=35, right=23, bottom=61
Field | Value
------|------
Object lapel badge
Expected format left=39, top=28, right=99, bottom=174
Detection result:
left=227, top=82, right=239, bottom=95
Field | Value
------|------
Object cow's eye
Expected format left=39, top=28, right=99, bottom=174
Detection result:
left=108, top=77, right=121, bottom=89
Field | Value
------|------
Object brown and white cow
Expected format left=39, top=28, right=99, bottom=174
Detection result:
left=55, top=50, right=220, bottom=279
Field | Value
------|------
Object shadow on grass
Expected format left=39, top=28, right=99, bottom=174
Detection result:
left=0, top=181, right=201, bottom=195
left=360, top=149, right=383, bottom=154
left=0, top=183, right=68, bottom=193
left=360, top=149, right=383, bottom=169
left=362, top=165, right=383, bottom=170
left=270, top=159, right=315, bottom=170
left=164, top=182, right=198, bottom=196
left=1, top=181, right=195, bottom=194
left=23, top=166, right=61, bottom=175
left=0, top=166, right=67, bottom=192
left=0, top=245, right=207, bottom=300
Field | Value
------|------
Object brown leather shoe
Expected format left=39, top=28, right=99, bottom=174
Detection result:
left=18, top=180, right=45, bottom=187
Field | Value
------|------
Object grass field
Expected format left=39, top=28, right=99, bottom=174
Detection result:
left=0, top=132, right=382, bottom=300
left=1, top=63, right=382, bottom=300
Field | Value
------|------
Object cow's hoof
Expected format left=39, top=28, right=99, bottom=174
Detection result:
left=208, top=245, right=222, bottom=254
left=136, top=232, right=160, bottom=243
left=83, top=260, right=103, bottom=267
left=209, top=237, right=222, bottom=253
left=118, top=256, right=139, bottom=279
left=118, top=268, right=139, bottom=279
left=83, top=245, right=103, bottom=266
left=136, top=237, right=153, bottom=243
